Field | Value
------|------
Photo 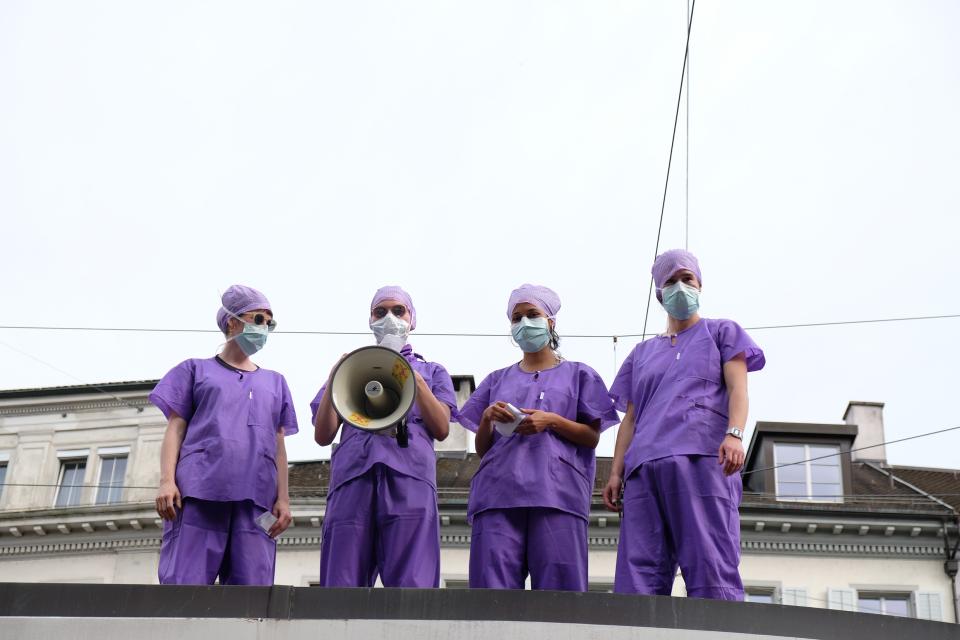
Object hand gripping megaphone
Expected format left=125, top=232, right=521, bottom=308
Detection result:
left=329, top=346, right=418, bottom=448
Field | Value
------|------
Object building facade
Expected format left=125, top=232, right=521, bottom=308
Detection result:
left=0, top=383, right=956, bottom=623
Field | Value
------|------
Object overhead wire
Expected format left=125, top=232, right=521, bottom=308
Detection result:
left=640, top=0, right=697, bottom=345
left=3, top=312, right=958, bottom=340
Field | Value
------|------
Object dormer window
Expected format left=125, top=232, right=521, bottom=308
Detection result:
left=774, top=443, right=843, bottom=503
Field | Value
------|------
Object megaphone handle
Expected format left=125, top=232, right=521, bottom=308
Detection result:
left=396, top=420, right=409, bottom=448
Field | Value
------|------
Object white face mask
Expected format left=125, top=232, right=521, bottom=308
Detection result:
left=370, top=313, right=410, bottom=350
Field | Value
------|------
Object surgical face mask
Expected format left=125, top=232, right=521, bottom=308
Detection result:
left=234, top=322, right=269, bottom=356
left=511, top=316, right=551, bottom=353
left=661, top=281, right=700, bottom=320
left=370, top=312, right=410, bottom=346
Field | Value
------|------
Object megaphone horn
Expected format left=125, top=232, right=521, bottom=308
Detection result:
left=330, top=346, right=418, bottom=445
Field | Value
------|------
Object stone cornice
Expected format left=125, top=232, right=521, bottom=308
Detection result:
left=742, top=539, right=945, bottom=558
left=0, top=398, right=153, bottom=417
left=1, top=533, right=947, bottom=560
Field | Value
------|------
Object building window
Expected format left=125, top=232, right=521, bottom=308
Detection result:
left=55, top=459, right=87, bottom=507
left=745, top=588, right=776, bottom=604
left=95, top=455, right=127, bottom=505
left=774, top=443, right=842, bottom=502
left=442, top=579, right=470, bottom=589
left=0, top=461, right=7, bottom=503
left=857, top=593, right=912, bottom=617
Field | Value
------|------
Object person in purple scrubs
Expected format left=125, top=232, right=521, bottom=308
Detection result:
left=151, top=284, right=298, bottom=585
left=459, top=284, right=619, bottom=591
left=311, top=286, right=458, bottom=588
left=602, top=250, right=765, bottom=600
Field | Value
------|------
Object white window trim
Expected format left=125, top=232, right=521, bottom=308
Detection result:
left=57, top=449, right=90, bottom=459
left=915, top=591, right=943, bottom=621
left=773, top=442, right=843, bottom=503
left=0, top=452, right=10, bottom=462
left=781, top=588, right=808, bottom=607
left=97, top=446, right=130, bottom=457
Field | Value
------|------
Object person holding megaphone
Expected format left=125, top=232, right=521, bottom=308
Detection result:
left=458, top=284, right=619, bottom=591
left=311, top=286, right=458, bottom=588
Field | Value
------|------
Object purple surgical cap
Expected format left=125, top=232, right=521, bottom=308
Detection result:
left=652, top=249, right=702, bottom=300
left=371, top=285, right=417, bottom=330
left=216, top=285, right=272, bottom=334
left=507, top=284, right=561, bottom=323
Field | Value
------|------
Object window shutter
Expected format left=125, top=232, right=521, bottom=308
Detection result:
left=828, top=588, right=856, bottom=611
left=915, top=592, right=942, bottom=621
left=781, top=588, right=807, bottom=607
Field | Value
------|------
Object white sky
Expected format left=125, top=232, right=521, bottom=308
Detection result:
left=2, top=1, right=958, bottom=469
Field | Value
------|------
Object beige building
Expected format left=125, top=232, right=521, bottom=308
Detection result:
left=0, top=382, right=956, bottom=624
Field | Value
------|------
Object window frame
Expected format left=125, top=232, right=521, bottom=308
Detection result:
left=744, top=586, right=778, bottom=604
left=0, top=457, right=8, bottom=507
left=95, top=453, right=128, bottom=505
left=855, top=591, right=914, bottom=617
left=773, top=441, right=845, bottom=503
left=54, top=457, right=89, bottom=508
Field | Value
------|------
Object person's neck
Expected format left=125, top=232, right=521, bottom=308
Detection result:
left=666, top=313, right=701, bottom=335
left=520, top=348, right=559, bottom=372
left=220, top=341, right=257, bottom=371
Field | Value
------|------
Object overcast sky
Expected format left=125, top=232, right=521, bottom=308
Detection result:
left=2, top=1, right=958, bottom=471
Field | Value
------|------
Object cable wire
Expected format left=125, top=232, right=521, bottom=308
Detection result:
left=640, top=0, right=697, bottom=345
left=5, top=313, right=958, bottom=340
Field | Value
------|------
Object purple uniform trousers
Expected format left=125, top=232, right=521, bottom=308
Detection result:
left=320, top=463, right=440, bottom=588
left=469, top=507, right=588, bottom=591
left=614, top=454, right=743, bottom=600
left=158, top=498, right=276, bottom=585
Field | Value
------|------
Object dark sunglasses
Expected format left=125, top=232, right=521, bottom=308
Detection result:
left=372, top=305, right=407, bottom=319
left=241, top=312, right=277, bottom=332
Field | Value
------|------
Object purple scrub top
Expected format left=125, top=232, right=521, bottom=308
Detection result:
left=458, top=361, right=619, bottom=522
left=310, top=344, right=458, bottom=494
left=149, top=357, right=299, bottom=511
left=609, top=318, right=764, bottom=480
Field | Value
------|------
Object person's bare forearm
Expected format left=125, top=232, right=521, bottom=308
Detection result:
left=415, top=379, right=451, bottom=441
left=723, top=355, right=749, bottom=428
left=548, top=416, right=601, bottom=449
left=313, top=387, right=341, bottom=446
left=275, top=432, right=289, bottom=503
left=609, top=404, right=636, bottom=479
left=159, top=416, right=187, bottom=484
left=475, top=416, right=494, bottom=457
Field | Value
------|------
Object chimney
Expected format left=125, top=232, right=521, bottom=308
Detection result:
left=434, top=375, right=475, bottom=459
left=844, top=401, right=887, bottom=463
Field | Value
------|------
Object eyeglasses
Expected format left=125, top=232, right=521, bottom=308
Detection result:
left=241, top=312, right=277, bottom=332
left=372, top=305, right=407, bottom=319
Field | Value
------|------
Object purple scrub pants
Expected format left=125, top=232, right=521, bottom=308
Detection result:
left=158, top=498, right=276, bottom=585
left=320, top=464, right=440, bottom=588
left=469, top=507, right=588, bottom=591
left=614, top=454, right=743, bottom=600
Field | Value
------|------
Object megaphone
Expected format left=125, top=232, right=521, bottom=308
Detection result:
left=329, top=345, right=418, bottom=447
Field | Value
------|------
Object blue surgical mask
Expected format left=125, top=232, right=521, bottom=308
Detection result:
left=511, top=316, right=551, bottom=353
left=661, top=281, right=700, bottom=320
left=234, top=322, right=269, bottom=356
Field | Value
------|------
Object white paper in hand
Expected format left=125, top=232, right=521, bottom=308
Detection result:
left=256, top=510, right=278, bottom=533
left=493, top=403, right=525, bottom=437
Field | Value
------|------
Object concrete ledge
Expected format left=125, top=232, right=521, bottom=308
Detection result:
left=0, top=583, right=956, bottom=639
